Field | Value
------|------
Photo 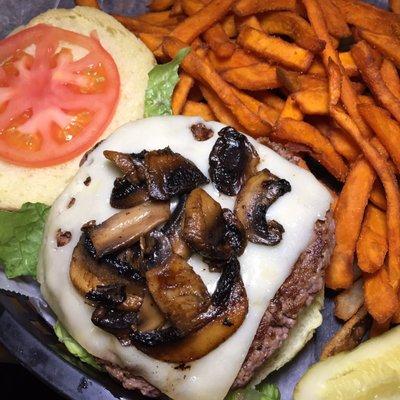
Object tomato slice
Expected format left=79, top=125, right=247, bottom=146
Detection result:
left=0, top=24, right=120, bottom=168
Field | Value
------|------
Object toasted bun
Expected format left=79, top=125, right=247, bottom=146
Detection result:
left=249, top=291, right=324, bottom=387
left=0, top=6, right=155, bottom=210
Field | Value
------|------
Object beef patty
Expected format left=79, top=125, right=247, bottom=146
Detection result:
left=98, top=141, right=334, bottom=396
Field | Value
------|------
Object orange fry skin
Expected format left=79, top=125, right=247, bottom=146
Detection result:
left=328, top=58, right=341, bottom=107
left=359, top=103, right=400, bottom=171
left=391, top=0, right=400, bottom=14
left=182, top=100, right=216, bottom=121
left=317, top=0, right=351, bottom=39
left=326, top=157, right=375, bottom=289
left=114, top=15, right=171, bottom=34
left=380, top=59, right=400, bottom=100
left=148, top=0, right=174, bottom=11
left=203, top=24, right=235, bottom=59
left=237, top=26, right=314, bottom=72
left=351, top=41, right=400, bottom=125
left=259, top=11, right=325, bottom=53
left=357, top=204, right=388, bottom=274
left=208, top=48, right=260, bottom=72
left=329, top=128, right=359, bottom=162
left=172, top=72, right=195, bottom=115
left=74, top=0, right=99, bottom=6
left=364, top=266, right=399, bottom=324
left=233, top=0, right=296, bottom=17
left=169, top=0, right=236, bottom=44
left=370, top=181, right=387, bottom=211
left=331, top=106, right=400, bottom=293
left=273, top=119, right=348, bottom=181
left=221, top=64, right=279, bottom=91
left=279, top=97, right=304, bottom=121
left=292, top=89, right=329, bottom=115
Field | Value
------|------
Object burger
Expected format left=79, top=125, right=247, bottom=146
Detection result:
left=38, top=115, right=333, bottom=399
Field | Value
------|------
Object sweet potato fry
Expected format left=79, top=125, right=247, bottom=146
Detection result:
left=208, top=48, right=260, bottom=72
left=74, top=0, right=99, bottom=6
left=169, top=0, right=235, bottom=43
left=203, top=24, right=235, bottom=59
left=259, top=11, right=325, bottom=53
left=233, top=0, right=296, bottom=17
left=237, top=26, right=314, bottom=72
left=370, top=181, right=386, bottom=211
left=308, top=60, right=326, bottom=77
left=334, top=278, right=364, bottom=321
left=171, top=0, right=183, bottom=15
left=328, top=59, right=341, bottom=107
left=338, top=52, right=358, bottom=78
left=329, top=128, right=359, bottom=162
left=258, top=93, right=285, bottom=113
left=292, top=89, right=329, bottom=115
left=163, top=37, right=271, bottom=136
left=380, top=59, right=400, bottom=100
left=182, top=100, right=216, bottom=120
left=331, top=106, right=400, bottom=292
left=326, top=157, right=375, bottom=289
left=221, top=64, right=279, bottom=91
left=317, top=0, right=351, bottom=39
left=181, top=0, right=205, bottom=15
left=172, top=72, right=195, bottom=115
left=199, top=85, right=243, bottom=130
left=331, top=0, right=400, bottom=38
left=137, top=11, right=182, bottom=26
left=276, top=68, right=327, bottom=93
left=221, top=14, right=236, bottom=38
left=136, top=32, right=165, bottom=57
left=359, top=104, right=400, bottom=171
left=321, top=306, right=370, bottom=359
left=364, top=266, right=399, bottom=324
left=370, top=320, right=391, bottom=337
left=149, top=0, right=174, bottom=11
left=358, top=29, right=400, bottom=68
left=230, top=88, right=279, bottom=126
left=391, top=0, right=400, bottom=14
left=303, top=0, right=372, bottom=138
left=279, top=96, right=303, bottom=121
left=356, top=204, right=387, bottom=274
left=358, top=95, right=374, bottom=105
left=273, top=119, right=347, bottom=180
left=352, top=41, right=400, bottom=125
left=114, top=15, right=171, bottom=34
left=235, top=15, right=263, bottom=31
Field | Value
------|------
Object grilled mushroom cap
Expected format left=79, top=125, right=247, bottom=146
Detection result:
left=110, top=178, right=150, bottom=209
left=209, top=126, right=260, bottom=196
left=131, top=258, right=248, bottom=363
left=234, top=169, right=291, bottom=245
left=183, top=188, right=246, bottom=260
left=143, top=147, right=209, bottom=200
left=87, top=201, right=170, bottom=258
left=70, top=239, right=144, bottom=311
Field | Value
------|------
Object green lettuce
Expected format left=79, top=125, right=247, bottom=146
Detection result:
left=144, top=47, right=190, bottom=117
left=226, top=383, right=280, bottom=400
left=54, top=321, right=102, bottom=370
left=0, top=202, right=50, bottom=278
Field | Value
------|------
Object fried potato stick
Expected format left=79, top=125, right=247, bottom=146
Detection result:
left=163, top=36, right=271, bottom=136
left=182, top=100, right=216, bottom=120
left=114, top=15, right=171, bottom=34
left=351, top=41, right=400, bottom=125
left=221, top=64, right=279, bottom=91
left=259, top=11, right=325, bottom=53
left=329, top=128, right=359, bottom=162
left=258, top=93, right=285, bottom=113
left=276, top=68, right=327, bottom=93
left=364, top=265, right=399, bottom=324
left=326, top=157, right=375, bottom=289
left=331, top=106, right=400, bottom=292
left=237, top=26, right=314, bottom=72
left=359, top=103, right=400, bottom=171
left=274, top=119, right=348, bottom=181
left=328, top=58, right=341, bottom=107
left=233, top=0, right=296, bottom=17
left=334, top=278, right=364, bottom=321
left=172, top=72, right=195, bottom=115
left=169, top=0, right=235, bottom=43
left=317, top=0, right=351, bottom=39
left=203, top=24, right=235, bottom=59
left=380, top=59, right=400, bottom=100
left=221, top=14, right=236, bottom=38
left=149, top=0, right=175, bottom=11
left=279, top=97, right=304, bottom=121
left=74, top=0, right=99, bottom=6
left=357, top=204, right=388, bottom=274
left=370, top=181, right=386, bottom=211
left=208, top=48, right=260, bottom=72
left=235, top=15, right=263, bottom=31
left=292, top=89, right=329, bottom=115
left=391, top=0, right=400, bottom=14
left=303, top=0, right=372, bottom=138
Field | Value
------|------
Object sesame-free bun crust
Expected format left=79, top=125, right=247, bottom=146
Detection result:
left=0, top=6, right=155, bottom=209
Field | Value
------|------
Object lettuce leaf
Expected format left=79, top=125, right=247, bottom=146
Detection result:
left=0, top=202, right=50, bottom=278
left=144, top=47, right=190, bottom=117
left=54, top=321, right=102, bottom=370
left=225, top=383, right=280, bottom=400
